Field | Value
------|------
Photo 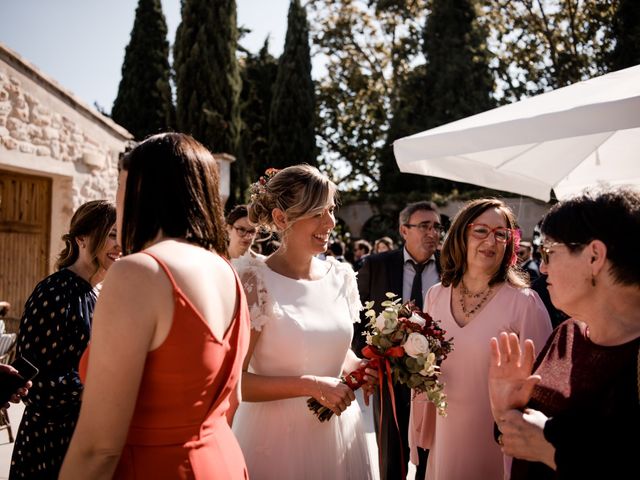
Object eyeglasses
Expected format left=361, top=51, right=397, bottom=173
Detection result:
left=540, top=241, right=583, bottom=264
left=467, top=223, right=514, bottom=243
left=404, top=221, right=444, bottom=234
left=233, top=225, right=257, bottom=237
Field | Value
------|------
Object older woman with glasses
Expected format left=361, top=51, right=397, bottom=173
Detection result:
left=488, top=187, right=640, bottom=479
left=226, top=205, right=259, bottom=259
left=409, top=198, right=552, bottom=480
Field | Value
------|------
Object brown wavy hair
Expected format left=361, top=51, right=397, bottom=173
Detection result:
left=119, top=133, right=227, bottom=255
left=440, top=198, right=528, bottom=288
left=55, top=200, right=116, bottom=274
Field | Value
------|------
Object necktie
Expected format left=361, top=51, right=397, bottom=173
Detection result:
left=410, top=260, right=431, bottom=311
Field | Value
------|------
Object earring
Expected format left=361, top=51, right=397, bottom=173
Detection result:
left=591, top=275, right=596, bottom=287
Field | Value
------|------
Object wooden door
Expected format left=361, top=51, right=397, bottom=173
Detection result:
left=0, top=170, right=51, bottom=320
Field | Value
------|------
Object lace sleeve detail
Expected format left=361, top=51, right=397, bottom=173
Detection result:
left=328, top=258, right=363, bottom=323
left=232, top=254, right=281, bottom=331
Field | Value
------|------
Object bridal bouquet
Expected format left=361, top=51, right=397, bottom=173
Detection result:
left=307, top=293, right=453, bottom=421
left=363, top=293, right=454, bottom=416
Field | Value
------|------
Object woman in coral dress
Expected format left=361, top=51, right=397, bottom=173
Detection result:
left=60, top=133, right=250, bottom=479
left=232, top=165, right=375, bottom=479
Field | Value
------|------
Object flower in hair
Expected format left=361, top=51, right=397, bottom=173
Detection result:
left=510, top=228, right=521, bottom=266
left=250, top=168, right=280, bottom=200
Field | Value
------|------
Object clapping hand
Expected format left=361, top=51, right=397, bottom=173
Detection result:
left=488, top=332, right=540, bottom=421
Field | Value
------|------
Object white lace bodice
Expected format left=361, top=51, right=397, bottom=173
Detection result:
left=233, top=255, right=362, bottom=377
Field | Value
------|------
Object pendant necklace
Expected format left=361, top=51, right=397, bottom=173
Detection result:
left=459, top=280, right=492, bottom=318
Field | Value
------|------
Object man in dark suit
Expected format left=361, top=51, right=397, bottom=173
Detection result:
left=354, top=201, right=442, bottom=480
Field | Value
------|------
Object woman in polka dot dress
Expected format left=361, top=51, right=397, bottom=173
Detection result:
left=9, top=200, right=120, bottom=479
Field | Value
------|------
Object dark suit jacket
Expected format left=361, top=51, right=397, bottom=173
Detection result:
left=353, top=248, right=440, bottom=480
left=353, top=248, right=441, bottom=355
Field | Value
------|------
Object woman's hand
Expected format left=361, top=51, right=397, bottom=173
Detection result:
left=359, top=360, right=379, bottom=406
left=313, top=376, right=356, bottom=417
left=498, top=408, right=556, bottom=470
left=1, top=364, right=31, bottom=408
left=488, top=332, right=540, bottom=420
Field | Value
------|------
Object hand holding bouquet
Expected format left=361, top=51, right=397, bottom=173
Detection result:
left=307, top=359, right=379, bottom=422
left=307, top=292, right=453, bottom=422
left=363, top=293, right=454, bottom=416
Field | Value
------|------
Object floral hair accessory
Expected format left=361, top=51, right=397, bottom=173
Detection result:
left=250, top=168, right=280, bottom=200
left=510, top=228, right=522, bottom=266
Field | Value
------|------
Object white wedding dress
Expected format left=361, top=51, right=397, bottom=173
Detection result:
left=232, top=255, right=374, bottom=480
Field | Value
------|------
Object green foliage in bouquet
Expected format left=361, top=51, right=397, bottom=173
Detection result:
left=363, top=293, right=454, bottom=415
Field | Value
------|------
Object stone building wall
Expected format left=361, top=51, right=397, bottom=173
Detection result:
left=0, top=43, right=133, bottom=273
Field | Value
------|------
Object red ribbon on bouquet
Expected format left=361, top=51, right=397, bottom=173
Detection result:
left=362, top=344, right=406, bottom=480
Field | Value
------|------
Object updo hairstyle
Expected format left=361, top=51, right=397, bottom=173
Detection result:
left=248, top=164, right=337, bottom=235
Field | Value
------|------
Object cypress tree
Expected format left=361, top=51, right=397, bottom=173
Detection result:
left=608, top=0, right=640, bottom=71
left=112, top=0, right=174, bottom=140
left=422, top=0, right=494, bottom=129
left=237, top=40, right=278, bottom=200
left=174, top=0, right=241, bottom=157
left=379, top=0, right=495, bottom=199
left=268, top=0, right=317, bottom=169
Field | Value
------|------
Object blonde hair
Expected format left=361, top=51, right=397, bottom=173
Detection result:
left=248, top=165, right=338, bottom=237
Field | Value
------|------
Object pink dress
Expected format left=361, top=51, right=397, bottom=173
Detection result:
left=410, top=283, right=552, bottom=480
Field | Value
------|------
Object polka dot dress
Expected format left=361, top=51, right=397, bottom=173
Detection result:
left=10, top=269, right=96, bottom=479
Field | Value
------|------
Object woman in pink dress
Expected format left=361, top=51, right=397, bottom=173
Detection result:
left=409, top=198, right=552, bottom=480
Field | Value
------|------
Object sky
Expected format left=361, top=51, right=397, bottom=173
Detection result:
left=0, top=0, right=291, bottom=113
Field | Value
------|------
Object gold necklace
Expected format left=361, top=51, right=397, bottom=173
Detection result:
left=459, top=280, right=492, bottom=318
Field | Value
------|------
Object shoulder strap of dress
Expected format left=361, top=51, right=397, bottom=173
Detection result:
left=141, top=251, right=180, bottom=293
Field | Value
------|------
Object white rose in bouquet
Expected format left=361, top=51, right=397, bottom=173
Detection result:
left=375, top=308, right=399, bottom=334
left=403, top=332, right=430, bottom=358
left=409, top=312, right=426, bottom=327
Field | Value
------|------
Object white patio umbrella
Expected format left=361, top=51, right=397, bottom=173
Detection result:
left=393, top=64, right=640, bottom=201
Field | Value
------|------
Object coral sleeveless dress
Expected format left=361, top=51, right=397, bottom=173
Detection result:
left=80, top=252, right=250, bottom=479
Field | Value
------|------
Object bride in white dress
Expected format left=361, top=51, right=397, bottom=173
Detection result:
left=232, top=165, right=375, bottom=480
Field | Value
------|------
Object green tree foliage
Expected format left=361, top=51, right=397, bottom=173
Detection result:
left=378, top=0, right=496, bottom=201
left=308, top=0, right=426, bottom=190
left=484, top=0, right=617, bottom=102
left=422, top=0, right=495, bottom=128
left=237, top=39, right=278, bottom=202
left=268, top=0, right=317, bottom=169
left=111, top=0, right=174, bottom=140
left=174, top=0, right=241, bottom=157
left=608, top=0, right=640, bottom=70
